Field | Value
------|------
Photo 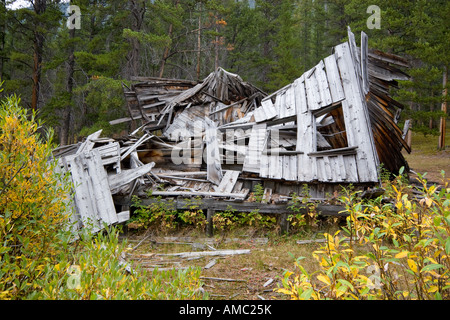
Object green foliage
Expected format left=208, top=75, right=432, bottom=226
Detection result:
left=178, top=197, right=207, bottom=229
left=75, top=77, right=128, bottom=137
left=212, top=205, right=239, bottom=232
left=287, top=185, right=319, bottom=231
left=238, top=209, right=277, bottom=230
left=130, top=195, right=178, bottom=234
left=253, top=183, right=265, bottom=202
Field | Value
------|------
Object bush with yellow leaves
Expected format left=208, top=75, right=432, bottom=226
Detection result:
left=0, top=93, right=74, bottom=299
left=0, top=92, right=205, bottom=300
left=276, top=169, right=450, bottom=300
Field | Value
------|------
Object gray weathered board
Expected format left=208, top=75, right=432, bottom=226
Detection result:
left=255, top=29, right=379, bottom=184
left=59, top=148, right=130, bottom=233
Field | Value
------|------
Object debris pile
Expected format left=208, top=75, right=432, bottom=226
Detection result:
left=53, top=28, right=411, bottom=232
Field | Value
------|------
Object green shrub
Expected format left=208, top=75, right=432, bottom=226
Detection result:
left=212, top=206, right=239, bottom=232
left=130, top=195, right=178, bottom=233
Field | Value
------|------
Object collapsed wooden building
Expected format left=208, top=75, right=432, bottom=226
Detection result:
left=53, top=28, right=412, bottom=233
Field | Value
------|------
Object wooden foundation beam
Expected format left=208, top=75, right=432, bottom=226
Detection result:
left=115, top=196, right=348, bottom=236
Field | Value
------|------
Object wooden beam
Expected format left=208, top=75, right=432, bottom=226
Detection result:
left=108, top=162, right=155, bottom=194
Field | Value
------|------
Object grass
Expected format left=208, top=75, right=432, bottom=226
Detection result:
left=124, top=221, right=343, bottom=300
left=403, top=120, right=450, bottom=183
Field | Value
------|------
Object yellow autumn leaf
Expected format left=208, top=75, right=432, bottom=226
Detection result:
left=395, top=251, right=408, bottom=259
left=317, top=274, right=331, bottom=286
left=407, top=259, right=418, bottom=273
left=428, top=286, right=439, bottom=293
left=276, top=288, right=294, bottom=295
left=335, top=285, right=347, bottom=298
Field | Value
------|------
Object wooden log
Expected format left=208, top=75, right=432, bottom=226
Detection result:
left=200, top=277, right=247, bottom=283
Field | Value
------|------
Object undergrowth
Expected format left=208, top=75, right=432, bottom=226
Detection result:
left=276, top=169, right=450, bottom=300
left=0, top=92, right=204, bottom=300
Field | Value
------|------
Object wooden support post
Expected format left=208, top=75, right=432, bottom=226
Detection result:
left=439, top=66, right=448, bottom=150
left=279, top=213, right=289, bottom=235
left=206, top=208, right=215, bottom=237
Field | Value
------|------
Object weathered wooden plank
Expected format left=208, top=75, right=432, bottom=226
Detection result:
left=347, top=27, right=362, bottom=85
left=76, top=130, right=102, bottom=155
left=130, top=197, right=349, bottom=217
left=260, top=154, right=269, bottom=178
left=288, top=155, right=298, bottom=181
left=294, top=76, right=317, bottom=182
left=307, top=146, right=358, bottom=157
left=361, top=31, right=369, bottom=95
left=304, top=69, right=322, bottom=111
left=283, top=86, right=296, bottom=118
left=337, top=155, right=347, bottom=181
left=83, top=150, right=118, bottom=225
left=268, top=153, right=282, bottom=179
left=215, top=170, right=240, bottom=193
left=108, top=162, right=155, bottom=194
left=334, top=42, right=379, bottom=182
left=68, top=151, right=106, bottom=232
left=261, top=98, right=278, bottom=120
left=343, top=154, right=359, bottom=182
left=316, top=157, right=325, bottom=181
left=149, top=190, right=247, bottom=199
left=323, top=156, right=332, bottom=181
left=324, top=55, right=345, bottom=103
left=293, top=75, right=308, bottom=114
left=56, top=158, right=81, bottom=233
left=204, top=117, right=223, bottom=185
left=243, top=123, right=267, bottom=173
left=97, top=142, right=121, bottom=172
left=315, top=60, right=333, bottom=107
left=157, top=249, right=250, bottom=259
left=275, top=90, right=287, bottom=118
left=253, top=106, right=266, bottom=123
left=298, top=117, right=316, bottom=181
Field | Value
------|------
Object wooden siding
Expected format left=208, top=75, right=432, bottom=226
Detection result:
left=258, top=32, right=380, bottom=183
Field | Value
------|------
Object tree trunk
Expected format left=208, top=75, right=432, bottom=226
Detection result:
left=0, top=0, right=5, bottom=86
left=60, top=27, right=75, bottom=146
left=214, top=21, right=219, bottom=70
left=31, top=0, right=46, bottom=112
left=126, top=0, right=145, bottom=79
left=196, top=10, right=201, bottom=80
left=159, top=0, right=179, bottom=78
left=438, top=66, right=448, bottom=150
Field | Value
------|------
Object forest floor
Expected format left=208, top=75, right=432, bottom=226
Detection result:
left=122, top=123, right=450, bottom=300
left=403, top=122, right=450, bottom=184
left=123, top=226, right=340, bottom=300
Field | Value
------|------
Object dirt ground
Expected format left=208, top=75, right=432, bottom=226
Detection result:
left=121, top=226, right=338, bottom=300
left=403, top=130, right=450, bottom=185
